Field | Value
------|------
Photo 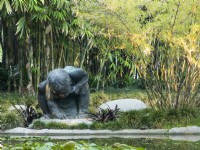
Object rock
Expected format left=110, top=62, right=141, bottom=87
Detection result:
left=169, top=126, right=200, bottom=134
left=99, top=99, right=147, bottom=112
left=8, top=105, right=26, bottom=111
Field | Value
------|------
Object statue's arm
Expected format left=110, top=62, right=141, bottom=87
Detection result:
left=64, top=66, right=88, bottom=94
left=46, top=100, right=67, bottom=119
left=38, top=80, right=47, bottom=95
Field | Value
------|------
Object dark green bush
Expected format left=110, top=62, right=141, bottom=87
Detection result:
left=32, top=121, right=90, bottom=129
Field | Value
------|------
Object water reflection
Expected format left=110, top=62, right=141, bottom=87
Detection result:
left=1, top=135, right=200, bottom=150
left=86, top=138, right=200, bottom=150
left=48, top=135, right=200, bottom=142
left=1, top=135, right=200, bottom=149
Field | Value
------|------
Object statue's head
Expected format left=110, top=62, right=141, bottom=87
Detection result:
left=47, top=69, right=71, bottom=98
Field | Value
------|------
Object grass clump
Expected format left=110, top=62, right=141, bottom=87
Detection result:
left=46, top=122, right=68, bottom=129
left=68, top=123, right=90, bottom=129
left=0, top=112, right=24, bottom=130
left=31, top=120, right=46, bottom=129
left=89, top=92, right=109, bottom=113
left=33, top=120, right=68, bottom=129
left=32, top=120, right=89, bottom=129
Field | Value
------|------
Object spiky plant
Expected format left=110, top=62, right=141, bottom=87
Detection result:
left=89, top=105, right=120, bottom=123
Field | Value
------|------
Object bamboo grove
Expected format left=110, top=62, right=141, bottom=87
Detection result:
left=0, top=0, right=200, bottom=109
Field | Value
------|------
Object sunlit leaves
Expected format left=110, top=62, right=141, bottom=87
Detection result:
left=40, top=0, right=44, bottom=5
left=175, top=25, right=200, bottom=68
left=53, top=10, right=66, bottom=21
left=52, top=0, right=70, bottom=9
left=0, top=0, right=12, bottom=14
left=62, top=22, right=69, bottom=35
left=16, top=17, right=26, bottom=38
left=12, top=0, right=27, bottom=12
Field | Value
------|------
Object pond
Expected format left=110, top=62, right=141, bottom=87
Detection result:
left=1, top=135, right=200, bottom=150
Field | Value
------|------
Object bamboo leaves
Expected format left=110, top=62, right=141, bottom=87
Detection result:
left=40, top=0, right=44, bottom=5
left=1, top=0, right=200, bottom=99
left=0, top=0, right=12, bottom=14
left=16, top=17, right=26, bottom=38
left=52, top=0, right=69, bottom=9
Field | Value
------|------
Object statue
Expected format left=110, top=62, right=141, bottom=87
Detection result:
left=38, top=66, right=89, bottom=119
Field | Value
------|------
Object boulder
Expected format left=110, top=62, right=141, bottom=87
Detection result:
left=8, top=105, right=26, bottom=111
left=99, top=99, right=147, bottom=112
left=169, top=126, right=200, bottom=134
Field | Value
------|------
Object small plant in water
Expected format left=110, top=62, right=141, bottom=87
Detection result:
left=89, top=105, right=120, bottom=123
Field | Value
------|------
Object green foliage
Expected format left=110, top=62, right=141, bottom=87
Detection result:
left=89, top=105, right=119, bottom=123
left=46, top=122, right=68, bottom=129
left=135, top=26, right=200, bottom=110
left=32, top=120, right=89, bottom=130
left=1, top=0, right=200, bottom=93
left=89, top=92, right=109, bottom=112
left=90, top=120, right=122, bottom=130
left=0, top=112, right=24, bottom=130
left=78, top=0, right=200, bottom=108
left=0, top=92, right=37, bottom=106
left=32, top=120, right=46, bottom=129
left=70, top=123, right=89, bottom=129
left=1, top=88, right=200, bottom=130
left=31, top=107, right=200, bottom=130
left=0, top=92, right=40, bottom=129
left=90, top=108, right=200, bottom=130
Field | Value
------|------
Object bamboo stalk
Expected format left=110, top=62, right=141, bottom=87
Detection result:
left=51, top=24, right=54, bottom=70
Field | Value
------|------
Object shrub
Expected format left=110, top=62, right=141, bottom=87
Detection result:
left=136, top=27, right=200, bottom=110
left=0, top=112, right=24, bottom=130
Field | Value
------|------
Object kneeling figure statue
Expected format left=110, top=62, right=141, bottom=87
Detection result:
left=38, top=66, right=89, bottom=119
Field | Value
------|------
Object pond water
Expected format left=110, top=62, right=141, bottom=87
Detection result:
left=1, top=135, right=200, bottom=150
left=88, top=138, right=200, bottom=150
